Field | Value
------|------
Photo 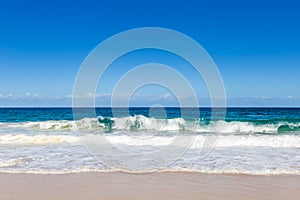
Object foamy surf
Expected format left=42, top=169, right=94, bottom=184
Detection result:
left=0, top=108, right=300, bottom=175
left=0, top=133, right=300, bottom=148
left=0, top=134, right=79, bottom=145
left=1, top=115, right=299, bottom=134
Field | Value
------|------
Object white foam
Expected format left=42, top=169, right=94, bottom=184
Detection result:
left=111, top=115, right=186, bottom=131
left=192, top=135, right=300, bottom=148
left=0, top=116, right=298, bottom=134
left=0, top=131, right=299, bottom=148
left=1, top=165, right=299, bottom=175
left=0, top=118, right=107, bottom=132
left=96, top=134, right=300, bottom=148
left=160, top=167, right=300, bottom=175
left=206, top=121, right=278, bottom=133
left=0, top=132, right=300, bottom=175
left=0, top=158, right=30, bottom=167
left=0, top=134, right=79, bottom=145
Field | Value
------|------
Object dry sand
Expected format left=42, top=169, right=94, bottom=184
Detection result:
left=0, top=172, right=300, bottom=200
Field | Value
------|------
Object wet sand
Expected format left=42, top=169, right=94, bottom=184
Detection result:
left=1, top=172, right=300, bottom=200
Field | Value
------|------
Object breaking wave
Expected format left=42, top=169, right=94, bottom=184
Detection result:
left=1, top=115, right=300, bottom=134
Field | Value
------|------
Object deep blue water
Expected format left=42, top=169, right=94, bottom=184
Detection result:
left=1, top=107, right=300, bottom=124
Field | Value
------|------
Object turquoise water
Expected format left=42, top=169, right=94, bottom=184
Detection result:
left=0, top=107, right=300, bottom=174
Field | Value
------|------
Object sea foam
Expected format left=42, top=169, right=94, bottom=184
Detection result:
left=1, top=115, right=299, bottom=134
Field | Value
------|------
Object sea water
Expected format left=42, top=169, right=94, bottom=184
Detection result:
left=0, top=107, right=299, bottom=174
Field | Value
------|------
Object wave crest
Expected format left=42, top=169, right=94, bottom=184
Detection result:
left=0, top=115, right=300, bottom=134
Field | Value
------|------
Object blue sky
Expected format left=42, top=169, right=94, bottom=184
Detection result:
left=0, top=0, right=300, bottom=106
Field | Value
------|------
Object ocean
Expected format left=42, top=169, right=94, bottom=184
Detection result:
left=0, top=107, right=299, bottom=174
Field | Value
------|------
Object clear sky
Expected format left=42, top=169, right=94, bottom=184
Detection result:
left=0, top=0, right=300, bottom=106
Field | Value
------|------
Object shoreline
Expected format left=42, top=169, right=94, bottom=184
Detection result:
left=1, top=170, right=300, bottom=176
left=1, top=172, right=300, bottom=200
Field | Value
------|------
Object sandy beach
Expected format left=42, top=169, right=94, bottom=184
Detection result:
left=1, top=172, right=300, bottom=200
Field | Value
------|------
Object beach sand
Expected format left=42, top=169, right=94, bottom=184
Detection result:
left=1, top=172, right=299, bottom=200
